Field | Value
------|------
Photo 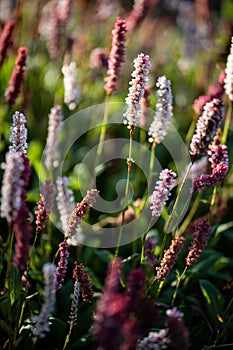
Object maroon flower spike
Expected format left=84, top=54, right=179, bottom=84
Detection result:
left=126, top=269, right=145, bottom=311
left=191, top=144, right=228, bottom=193
left=190, top=98, right=224, bottom=156
left=5, top=47, right=27, bottom=108
left=35, top=200, right=48, bottom=233
left=35, top=179, right=55, bottom=232
left=92, top=258, right=128, bottom=350
left=155, top=236, right=185, bottom=282
left=126, top=0, right=149, bottom=31
left=143, top=237, right=158, bottom=265
left=166, top=308, right=190, bottom=350
left=186, top=221, right=210, bottom=267
left=73, top=261, right=94, bottom=303
left=104, top=17, right=127, bottom=95
left=55, top=240, right=70, bottom=289
left=13, top=203, right=32, bottom=274
left=0, top=20, right=15, bottom=67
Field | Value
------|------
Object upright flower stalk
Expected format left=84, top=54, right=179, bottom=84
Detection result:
left=44, top=105, right=63, bottom=170
left=150, top=169, right=176, bottom=218
left=154, top=236, right=185, bottom=282
left=33, top=263, right=57, bottom=339
left=55, top=240, right=70, bottom=290
left=116, top=53, right=151, bottom=256
left=189, top=98, right=224, bottom=156
left=35, top=179, right=55, bottom=233
left=5, top=47, right=27, bottom=108
left=61, top=61, right=80, bottom=110
left=224, top=36, right=233, bottom=102
left=123, top=53, right=151, bottom=130
left=148, top=76, right=173, bottom=145
left=97, top=17, right=127, bottom=161
left=104, top=17, right=127, bottom=96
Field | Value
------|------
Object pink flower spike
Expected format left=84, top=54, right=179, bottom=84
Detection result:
left=123, top=53, right=151, bottom=129
left=150, top=169, right=176, bottom=217
left=104, top=17, right=127, bottom=95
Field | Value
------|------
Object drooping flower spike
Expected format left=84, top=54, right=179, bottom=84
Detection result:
left=186, top=221, right=210, bottom=266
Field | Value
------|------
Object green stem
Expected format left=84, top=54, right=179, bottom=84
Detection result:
left=155, top=280, right=165, bottom=301
left=115, top=127, right=134, bottom=257
left=209, top=185, right=217, bottom=222
left=176, top=192, right=202, bottom=236
left=96, top=93, right=111, bottom=162
left=171, top=266, right=187, bottom=306
left=63, top=326, right=73, bottom=350
left=222, top=101, right=232, bottom=144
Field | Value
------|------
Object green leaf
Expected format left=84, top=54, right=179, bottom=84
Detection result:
left=199, top=279, right=224, bottom=324
left=9, top=266, right=21, bottom=306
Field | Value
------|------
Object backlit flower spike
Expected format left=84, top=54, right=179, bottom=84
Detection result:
left=104, top=17, right=127, bottom=95
left=66, top=189, right=99, bottom=239
left=136, top=329, right=171, bottom=349
left=150, top=169, right=176, bottom=217
left=5, top=47, right=27, bottom=108
left=35, top=179, right=55, bottom=232
left=224, top=36, right=233, bottom=101
left=148, top=75, right=173, bottom=144
left=1, top=152, right=26, bottom=224
left=189, top=98, right=224, bottom=156
left=44, top=105, right=63, bottom=169
left=33, top=263, right=57, bottom=338
left=123, top=53, right=151, bottom=129
left=186, top=221, right=210, bottom=267
left=9, top=111, right=28, bottom=154
left=13, top=203, right=32, bottom=274
left=73, top=261, right=94, bottom=303
left=61, top=61, right=81, bottom=110
left=154, top=236, right=185, bottom=282
left=55, top=240, right=70, bottom=290
left=56, top=176, right=75, bottom=232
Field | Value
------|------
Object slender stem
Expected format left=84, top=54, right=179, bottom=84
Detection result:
left=209, top=186, right=217, bottom=222
left=96, top=93, right=111, bottom=162
left=140, top=218, right=153, bottom=265
left=176, top=192, right=202, bottom=236
left=63, top=326, right=73, bottom=350
left=222, top=101, right=232, bottom=144
left=185, top=117, right=197, bottom=145
left=171, top=266, right=187, bottom=306
left=155, top=280, right=165, bottom=301
left=115, top=127, right=134, bottom=257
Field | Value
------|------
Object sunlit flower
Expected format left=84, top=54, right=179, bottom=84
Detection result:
left=123, top=53, right=151, bottom=129
left=148, top=75, right=173, bottom=144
